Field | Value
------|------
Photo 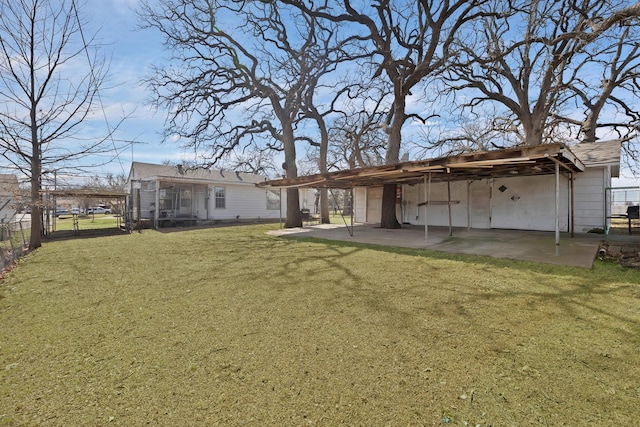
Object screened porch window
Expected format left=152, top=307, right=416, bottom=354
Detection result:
left=215, top=187, right=226, bottom=209
left=159, top=188, right=177, bottom=211
left=180, top=188, right=191, bottom=209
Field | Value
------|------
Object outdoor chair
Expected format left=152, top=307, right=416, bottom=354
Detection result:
left=626, top=205, right=639, bottom=234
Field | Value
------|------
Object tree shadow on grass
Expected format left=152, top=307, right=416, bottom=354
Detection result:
left=280, top=235, right=640, bottom=338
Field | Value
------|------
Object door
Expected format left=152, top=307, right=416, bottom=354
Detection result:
left=470, top=180, right=491, bottom=229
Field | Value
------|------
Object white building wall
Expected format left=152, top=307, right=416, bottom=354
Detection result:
left=366, top=186, right=383, bottom=223
left=469, top=180, right=491, bottom=228
left=400, top=173, right=591, bottom=232
left=403, top=181, right=470, bottom=227
left=298, top=188, right=317, bottom=212
left=139, top=190, right=156, bottom=219
left=354, top=187, right=367, bottom=223
left=210, top=184, right=284, bottom=221
left=573, top=168, right=607, bottom=233
left=195, top=188, right=207, bottom=218
left=491, top=175, right=570, bottom=231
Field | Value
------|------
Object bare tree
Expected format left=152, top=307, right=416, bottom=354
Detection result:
left=283, top=0, right=491, bottom=228
left=218, top=145, right=280, bottom=178
left=558, top=22, right=640, bottom=146
left=327, top=84, right=389, bottom=169
left=140, top=0, right=361, bottom=227
left=415, top=109, right=517, bottom=157
left=294, top=19, right=368, bottom=224
left=445, top=0, right=640, bottom=150
left=300, top=75, right=389, bottom=222
left=0, top=0, right=119, bottom=249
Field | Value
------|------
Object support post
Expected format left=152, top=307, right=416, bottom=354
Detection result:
left=424, top=173, right=431, bottom=242
left=350, top=184, right=354, bottom=235
left=555, top=163, right=560, bottom=255
left=279, top=187, right=282, bottom=229
left=154, top=179, right=160, bottom=229
left=467, top=180, right=471, bottom=231
left=570, top=173, right=574, bottom=238
left=447, top=177, right=453, bottom=237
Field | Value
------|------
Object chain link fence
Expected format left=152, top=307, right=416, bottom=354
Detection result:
left=0, top=214, right=31, bottom=271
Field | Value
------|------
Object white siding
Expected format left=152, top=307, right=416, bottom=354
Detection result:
left=195, top=188, right=207, bottom=218
left=491, top=175, right=570, bottom=231
left=470, top=180, right=491, bottom=229
left=366, top=187, right=383, bottom=223
left=402, top=181, right=470, bottom=227
left=210, top=184, right=284, bottom=221
left=298, top=189, right=317, bottom=211
left=401, top=173, right=584, bottom=232
left=139, top=189, right=156, bottom=219
left=401, top=184, right=421, bottom=224
left=354, top=187, right=367, bottom=223
left=573, top=169, right=606, bottom=232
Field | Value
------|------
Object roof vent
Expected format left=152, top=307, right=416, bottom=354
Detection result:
left=177, top=164, right=184, bottom=175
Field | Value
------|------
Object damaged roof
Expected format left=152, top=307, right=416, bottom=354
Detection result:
left=258, top=142, right=603, bottom=189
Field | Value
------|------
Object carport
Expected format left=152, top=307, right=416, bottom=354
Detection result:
left=258, top=143, right=586, bottom=254
left=42, top=188, right=129, bottom=236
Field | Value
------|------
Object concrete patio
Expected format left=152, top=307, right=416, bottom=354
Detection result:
left=268, top=223, right=626, bottom=268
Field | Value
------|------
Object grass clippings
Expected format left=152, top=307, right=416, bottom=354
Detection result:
left=1, top=224, right=639, bottom=426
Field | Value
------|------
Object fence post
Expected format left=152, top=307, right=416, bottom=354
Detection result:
left=19, top=220, right=27, bottom=248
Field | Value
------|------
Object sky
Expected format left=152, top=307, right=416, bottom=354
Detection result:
left=79, top=0, right=183, bottom=179
left=22, top=0, right=639, bottom=188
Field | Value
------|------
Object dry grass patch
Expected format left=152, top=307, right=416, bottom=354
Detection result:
left=1, top=224, right=639, bottom=426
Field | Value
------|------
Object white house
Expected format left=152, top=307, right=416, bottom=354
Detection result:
left=126, top=162, right=286, bottom=227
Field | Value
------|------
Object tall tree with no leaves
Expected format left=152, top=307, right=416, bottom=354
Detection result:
left=445, top=0, right=640, bottom=148
left=140, top=0, right=358, bottom=227
left=0, top=0, right=114, bottom=249
left=560, top=21, right=640, bottom=147
left=283, top=0, right=490, bottom=228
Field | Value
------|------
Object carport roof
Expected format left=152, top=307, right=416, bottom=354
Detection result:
left=45, top=189, right=128, bottom=198
left=257, top=142, right=588, bottom=189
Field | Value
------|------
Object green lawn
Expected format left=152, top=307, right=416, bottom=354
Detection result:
left=52, top=214, right=122, bottom=231
left=1, top=224, right=639, bottom=425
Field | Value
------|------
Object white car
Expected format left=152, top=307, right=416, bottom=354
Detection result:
left=87, top=206, right=111, bottom=214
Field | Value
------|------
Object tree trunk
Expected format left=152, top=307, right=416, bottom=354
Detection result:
left=281, top=119, right=302, bottom=228
left=380, top=183, right=401, bottom=228
left=285, top=187, right=302, bottom=228
left=29, top=89, right=42, bottom=249
left=379, top=96, right=403, bottom=229
left=317, top=114, right=331, bottom=224
left=521, top=113, right=545, bottom=147
left=320, top=188, right=330, bottom=224
left=29, top=165, right=42, bottom=249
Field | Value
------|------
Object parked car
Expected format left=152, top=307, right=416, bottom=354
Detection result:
left=71, top=208, right=81, bottom=215
left=55, top=208, right=70, bottom=217
left=87, top=206, right=111, bottom=214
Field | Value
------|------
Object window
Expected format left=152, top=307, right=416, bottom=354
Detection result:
left=180, top=189, right=191, bottom=209
left=266, top=190, right=280, bottom=210
left=159, top=188, right=176, bottom=210
left=214, top=186, right=225, bottom=209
